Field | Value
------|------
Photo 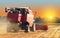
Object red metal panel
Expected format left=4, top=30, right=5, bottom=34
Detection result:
left=35, top=24, right=48, bottom=30
left=7, top=13, right=18, bottom=22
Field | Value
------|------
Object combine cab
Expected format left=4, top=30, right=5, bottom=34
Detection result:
left=5, top=7, right=35, bottom=32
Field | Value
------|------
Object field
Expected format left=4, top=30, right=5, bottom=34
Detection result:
left=0, top=17, right=60, bottom=38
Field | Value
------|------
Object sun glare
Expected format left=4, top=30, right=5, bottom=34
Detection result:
left=46, top=15, right=55, bottom=21
left=49, top=16, right=53, bottom=20
left=43, top=7, right=56, bottom=22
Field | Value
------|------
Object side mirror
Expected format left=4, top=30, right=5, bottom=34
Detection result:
left=5, top=8, right=7, bottom=12
left=5, top=8, right=11, bottom=13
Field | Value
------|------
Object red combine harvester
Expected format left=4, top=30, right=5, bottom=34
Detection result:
left=5, top=7, right=48, bottom=32
left=5, top=7, right=36, bottom=32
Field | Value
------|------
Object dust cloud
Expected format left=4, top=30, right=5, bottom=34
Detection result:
left=0, top=16, right=9, bottom=34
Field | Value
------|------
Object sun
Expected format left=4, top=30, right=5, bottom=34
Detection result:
left=46, top=15, right=55, bottom=21
left=42, top=7, right=56, bottom=22
left=49, top=16, right=53, bottom=20
left=47, top=16, right=53, bottom=19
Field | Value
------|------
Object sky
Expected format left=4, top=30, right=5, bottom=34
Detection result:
left=0, top=0, right=60, bottom=8
left=0, top=0, right=60, bottom=18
